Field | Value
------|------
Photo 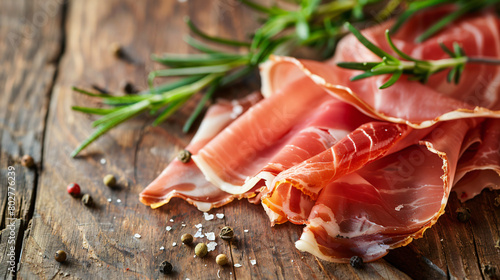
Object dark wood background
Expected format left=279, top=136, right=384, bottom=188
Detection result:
left=0, top=0, right=499, bottom=279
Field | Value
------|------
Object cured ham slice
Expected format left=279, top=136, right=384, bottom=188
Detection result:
left=141, top=5, right=500, bottom=264
left=295, top=119, right=477, bottom=262
left=139, top=92, right=261, bottom=211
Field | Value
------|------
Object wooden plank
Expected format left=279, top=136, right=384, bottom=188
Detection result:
left=12, top=0, right=500, bottom=279
left=0, top=0, right=64, bottom=278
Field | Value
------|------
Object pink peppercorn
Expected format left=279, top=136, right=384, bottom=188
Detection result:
left=67, top=183, right=81, bottom=197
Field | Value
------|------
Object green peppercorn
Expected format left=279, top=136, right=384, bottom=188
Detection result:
left=177, top=149, right=192, bottom=163
left=181, top=233, right=193, bottom=245
left=216, top=254, right=228, bottom=266
left=195, top=243, right=208, bottom=257
left=21, top=155, right=35, bottom=168
left=103, top=174, right=116, bottom=187
left=456, top=207, right=471, bottom=222
left=159, top=260, right=173, bottom=274
left=219, top=226, right=234, bottom=241
left=350, top=256, right=363, bottom=268
left=55, top=250, right=67, bottom=262
left=82, top=194, right=92, bottom=206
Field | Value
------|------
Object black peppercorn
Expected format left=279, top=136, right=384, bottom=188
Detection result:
left=219, top=226, right=234, bottom=241
left=82, top=194, right=92, bottom=206
left=159, top=260, right=173, bottom=274
left=177, top=149, right=192, bottom=163
left=456, top=207, right=471, bottom=222
left=350, top=256, right=363, bottom=268
left=21, top=155, right=35, bottom=168
left=181, top=233, right=193, bottom=245
left=55, top=250, right=67, bottom=262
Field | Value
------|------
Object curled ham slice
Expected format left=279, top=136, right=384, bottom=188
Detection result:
left=139, top=92, right=261, bottom=211
left=141, top=6, right=500, bottom=263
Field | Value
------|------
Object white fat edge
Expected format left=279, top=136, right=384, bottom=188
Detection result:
left=261, top=202, right=282, bottom=225
left=192, top=154, right=257, bottom=195
left=191, top=112, right=233, bottom=144
left=254, top=171, right=276, bottom=191
left=259, top=60, right=274, bottom=98
left=295, top=229, right=337, bottom=262
left=195, top=202, right=213, bottom=212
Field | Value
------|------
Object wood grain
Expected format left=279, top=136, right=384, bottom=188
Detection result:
left=0, top=0, right=497, bottom=279
left=0, top=0, right=64, bottom=279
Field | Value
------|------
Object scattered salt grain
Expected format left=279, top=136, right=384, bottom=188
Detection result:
left=194, top=229, right=205, bottom=238
left=160, top=246, right=164, bottom=250
left=169, top=219, right=174, bottom=222
left=204, top=213, right=214, bottom=221
left=230, top=272, right=232, bottom=275
left=207, top=242, right=217, bottom=252
left=234, top=264, right=242, bottom=268
left=100, top=158, right=106, bottom=165
left=206, top=232, right=215, bottom=241
left=166, top=226, right=172, bottom=231
left=217, top=269, right=221, bottom=278
left=181, top=223, right=186, bottom=227
left=291, top=260, right=294, bottom=263
left=134, top=233, right=141, bottom=239
left=172, top=242, right=177, bottom=247
left=250, top=259, right=257, bottom=266
left=244, top=229, right=249, bottom=233
left=195, top=223, right=203, bottom=229
left=395, top=204, right=404, bottom=211
left=107, top=198, right=112, bottom=202
left=116, top=199, right=121, bottom=203
left=216, top=213, right=224, bottom=219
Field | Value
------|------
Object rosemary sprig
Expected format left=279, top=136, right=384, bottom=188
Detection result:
left=337, top=23, right=500, bottom=89
left=71, top=0, right=389, bottom=157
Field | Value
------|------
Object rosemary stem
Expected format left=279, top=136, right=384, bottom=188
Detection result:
left=467, top=57, right=500, bottom=65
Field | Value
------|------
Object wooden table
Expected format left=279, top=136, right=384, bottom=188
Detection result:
left=1, top=0, right=499, bottom=279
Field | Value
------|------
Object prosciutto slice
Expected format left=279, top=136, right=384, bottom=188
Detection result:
left=139, top=92, right=262, bottom=211
left=141, top=5, right=500, bottom=263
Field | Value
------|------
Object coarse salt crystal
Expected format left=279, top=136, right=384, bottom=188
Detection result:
left=195, top=223, right=203, bottom=229
left=169, top=219, right=174, bottom=222
left=206, top=232, right=215, bottom=241
left=116, top=199, right=121, bottom=203
left=244, top=229, right=249, bottom=233
left=107, top=198, right=112, bottom=202
left=204, top=213, right=214, bottom=221
left=194, top=229, right=204, bottom=238
left=160, top=246, right=165, bottom=250
left=100, top=158, right=106, bottom=164
left=250, top=259, right=257, bottom=266
left=234, top=264, right=242, bottom=268
left=172, top=242, right=177, bottom=247
left=134, top=233, right=141, bottom=239
left=207, top=242, right=217, bottom=252
left=216, top=213, right=224, bottom=219
left=181, top=223, right=186, bottom=227
left=166, top=226, right=172, bottom=231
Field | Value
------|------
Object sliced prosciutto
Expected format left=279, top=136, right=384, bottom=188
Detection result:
left=141, top=5, right=500, bottom=264
left=139, top=92, right=262, bottom=211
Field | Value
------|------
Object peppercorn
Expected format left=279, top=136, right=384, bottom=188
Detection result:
left=456, top=207, right=471, bottom=222
left=177, top=149, right=192, bottom=163
left=122, top=81, right=138, bottom=94
left=110, top=42, right=124, bottom=58
left=195, top=243, right=208, bottom=257
left=181, top=233, right=193, bottom=245
left=81, top=194, right=92, bottom=206
left=21, top=155, right=35, bottom=168
left=159, top=260, right=173, bottom=274
left=67, top=183, right=81, bottom=197
left=216, top=254, right=228, bottom=266
left=55, top=250, right=67, bottom=262
left=103, top=174, right=117, bottom=188
left=219, top=226, right=234, bottom=241
left=350, top=256, right=363, bottom=268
